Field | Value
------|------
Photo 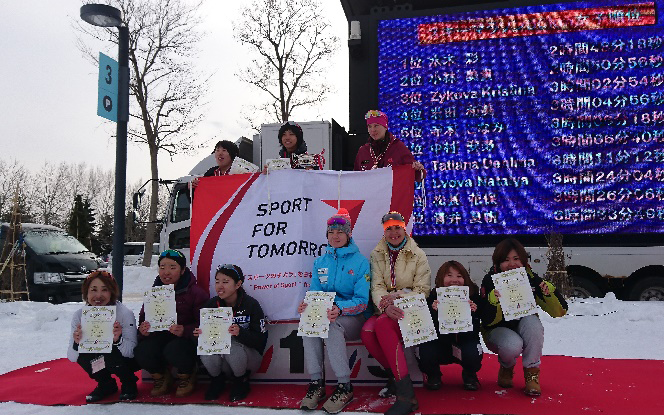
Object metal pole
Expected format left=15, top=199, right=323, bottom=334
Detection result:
left=112, top=25, right=130, bottom=301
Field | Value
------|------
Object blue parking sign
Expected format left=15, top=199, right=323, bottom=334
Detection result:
left=98, top=52, right=119, bottom=122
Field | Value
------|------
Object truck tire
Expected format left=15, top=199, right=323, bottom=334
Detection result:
left=570, top=276, right=604, bottom=298
left=628, top=277, right=664, bottom=301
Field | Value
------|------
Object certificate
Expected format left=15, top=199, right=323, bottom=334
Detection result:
left=79, top=306, right=116, bottom=354
left=298, top=291, right=336, bottom=338
left=265, top=158, right=292, bottom=171
left=492, top=267, right=538, bottom=321
left=436, top=286, right=473, bottom=335
left=144, top=285, right=177, bottom=332
left=229, top=158, right=259, bottom=174
left=197, top=307, right=233, bottom=355
left=394, top=294, right=437, bottom=348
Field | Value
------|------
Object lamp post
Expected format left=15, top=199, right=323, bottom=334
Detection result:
left=81, top=4, right=129, bottom=300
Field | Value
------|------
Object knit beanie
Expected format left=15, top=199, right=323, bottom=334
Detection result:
left=327, top=208, right=352, bottom=237
left=365, top=110, right=389, bottom=130
left=381, top=211, right=406, bottom=231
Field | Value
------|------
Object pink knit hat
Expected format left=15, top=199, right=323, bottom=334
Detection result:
left=327, top=208, right=352, bottom=237
left=365, top=110, right=388, bottom=130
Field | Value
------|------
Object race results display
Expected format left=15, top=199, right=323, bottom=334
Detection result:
left=378, top=0, right=664, bottom=237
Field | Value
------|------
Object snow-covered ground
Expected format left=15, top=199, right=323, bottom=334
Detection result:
left=1, top=265, right=664, bottom=414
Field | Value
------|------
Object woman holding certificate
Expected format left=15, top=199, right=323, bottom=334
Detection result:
left=361, top=211, right=430, bottom=415
left=418, top=261, right=483, bottom=391
left=134, top=249, right=209, bottom=397
left=67, top=270, right=138, bottom=402
left=194, top=264, right=267, bottom=402
left=480, top=238, right=568, bottom=396
left=298, top=208, right=371, bottom=414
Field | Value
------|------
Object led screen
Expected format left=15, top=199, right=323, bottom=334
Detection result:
left=378, top=0, right=664, bottom=237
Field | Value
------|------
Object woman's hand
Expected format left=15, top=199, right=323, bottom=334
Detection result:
left=412, top=161, right=425, bottom=171
left=190, top=177, right=200, bottom=189
left=327, top=305, right=340, bottom=323
left=169, top=324, right=184, bottom=337
left=112, top=321, right=122, bottom=342
left=432, top=299, right=439, bottom=311
left=494, top=289, right=501, bottom=298
left=193, top=328, right=202, bottom=337
left=138, top=321, right=151, bottom=336
left=73, top=324, right=82, bottom=344
left=229, top=324, right=240, bottom=336
left=297, top=302, right=307, bottom=314
left=539, top=281, right=551, bottom=296
left=379, top=293, right=397, bottom=311
left=385, top=304, right=404, bottom=321
left=469, top=300, right=478, bottom=312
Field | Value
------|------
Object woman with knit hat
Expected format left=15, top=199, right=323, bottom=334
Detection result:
left=354, top=110, right=425, bottom=180
left=278, top=121, right=321, bottom=170
left=361, top=211, right=430, bottom=415
left=298, top=208, right=371, bottom=413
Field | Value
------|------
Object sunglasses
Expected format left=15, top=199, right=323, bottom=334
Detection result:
left=159, top=249, right=185, bottom=259
left=327, top=217, right=349, bottom=226
left=87, top=270, right=114, bottom=280
left=381, top=212, right=405, bottom=224
left=216, top=263, right=243, bottom=281
left=365, top=110, right=385, bottom=119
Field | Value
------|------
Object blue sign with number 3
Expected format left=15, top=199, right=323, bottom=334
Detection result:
left=97, top=52, right=119, bottom=122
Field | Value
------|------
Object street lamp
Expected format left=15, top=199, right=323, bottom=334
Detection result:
left=81, top=3, right=129, bottom=300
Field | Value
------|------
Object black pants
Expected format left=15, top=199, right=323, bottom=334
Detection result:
left=418, top=333, right=483, bottom=376
left=134, top=332, right=197, bottom=375
left=77, top=346, right=139, bottom=385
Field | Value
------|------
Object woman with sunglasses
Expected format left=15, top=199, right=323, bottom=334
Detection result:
left=194, top=264, right=267, bottom=402
left=354, top=110, right=425, bottom=180
left=68, top=271, right=139, bottom=402
left=361, top=211, right=430, bottom=415
left=134, top=249, right=209, bottom=397
left=479, top=238, right=568, bottom=396
left=298, top=208, right=371, bottom=413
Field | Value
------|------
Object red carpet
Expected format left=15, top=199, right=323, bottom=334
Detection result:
left=1, top=355, right=662, bottom=414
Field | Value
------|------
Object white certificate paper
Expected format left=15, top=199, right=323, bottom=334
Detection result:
left=197, top=307, right=233, bottom=355
left=144, top=285, right=177, bottom=332
left=394, top=294, right=437, bottom=348
left=79, top=305, right=116, bottom=354
left=436, top=286, right=473, bottom=334
left=298, top=291, right=336, bottom=338
left=266, top=158, right=292, bottom=171
left=229, top=158, right=259, bottom=175
left=492, top=267, right=538, bottom=321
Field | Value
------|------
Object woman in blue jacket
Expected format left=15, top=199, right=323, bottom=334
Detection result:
left=298, top=208, right=371, bottom=414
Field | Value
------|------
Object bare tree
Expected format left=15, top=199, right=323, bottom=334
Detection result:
left=29, top=162, right=75, bottom=228
left=234, top=0, right=338, bottom=123
left=76, top=0, right=209, bottom=265
left=0, top=159, right=30, bottom=222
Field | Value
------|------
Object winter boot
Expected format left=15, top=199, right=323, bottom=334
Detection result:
left=150, top=370, right=173, bottom=396
left=524, top=367, right=541, bottom=396
left=378, top=369, right=396, bottom=398
left=300, top=379, right=326, bottom=410
left=229, top=370, right=251, bottom=402
left=322, top=382, right=354, bottom=414
left=85, top=377, right=118, bottom=403
left=423, top=371, right=442, bottom=390
left=175, top=370, right=197, bottom=397
left=461, top=370, right=480, bottom=391
left=118, top=371, right=139, bottom=401
left=497, top=365, right=515, bottom=388
left=204, top=373, right=226, bottom=401
left=384, top=375, right=418, bottom=415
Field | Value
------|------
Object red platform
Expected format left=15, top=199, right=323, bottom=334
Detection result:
left=1, top=354, right=662, bottom=414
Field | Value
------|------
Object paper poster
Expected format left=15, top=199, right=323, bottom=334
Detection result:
left=265, top=158, right=292, bottom=171
left=394, top=294, right=437, bottom=348
left=436, top=286, right=473, bottom=334
left=491, top=267, right=538, bottom=321
left=197, top=307, right=233, bottom=355
left=79, top=305, right=116, bottom=354
left=229, top=158, right=260, bottom=175
left=298, top=291, right=336, bottom=338
left=144, top=285, right=177, bottom=332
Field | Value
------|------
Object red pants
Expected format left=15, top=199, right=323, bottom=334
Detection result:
left=361, top=314, right=409, bottom=380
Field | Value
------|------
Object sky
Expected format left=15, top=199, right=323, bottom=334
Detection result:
left=1, top=265, right=664, bottom=414
left=0, top=0, right=349, bottom=184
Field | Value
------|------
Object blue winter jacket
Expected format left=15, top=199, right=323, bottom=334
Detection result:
left=310, top=238, right=371, bottom=318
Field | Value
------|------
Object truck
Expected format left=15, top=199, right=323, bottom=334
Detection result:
left=135, top=0, right=664, bottom=384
